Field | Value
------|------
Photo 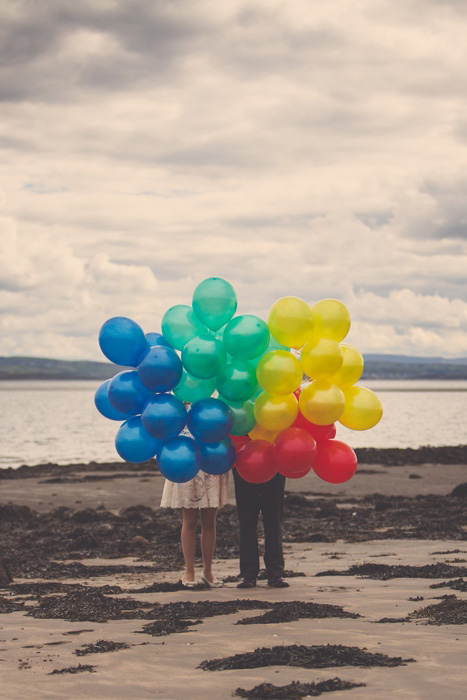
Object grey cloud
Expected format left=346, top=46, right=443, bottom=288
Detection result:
left=0, top=0, right=211, bottom=101
left=356, top=212, right=394, bottom=229
left=420, top=179, right=467, bottom=240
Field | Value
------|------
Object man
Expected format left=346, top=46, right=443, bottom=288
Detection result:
left=233, top=469, right=289, bottom=588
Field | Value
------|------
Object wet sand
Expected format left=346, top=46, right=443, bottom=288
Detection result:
left=1, top=448, right=466, bottom=699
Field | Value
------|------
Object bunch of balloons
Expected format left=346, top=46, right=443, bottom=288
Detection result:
left=95, top=277, right=383, bottom=485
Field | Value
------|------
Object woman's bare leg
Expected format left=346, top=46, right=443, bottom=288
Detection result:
left=181, top=508, right=199, bottom=581
left=200, top=507, right=217, bottom=582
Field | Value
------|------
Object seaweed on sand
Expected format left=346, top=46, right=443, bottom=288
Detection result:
left=409, top=596, right=467, bottom=625
left=49, top=664, right=96, bottom=674
left=0, top=596, right=28, bottom=613
left=234, top=678, right=366, bottom=699
left=199, top=644, right=415, bottom=671
left=75, top=640, right=131, bottom=655
left=430, top=578, right=467, bottom=593
left=236, top=601, right=360, bottom=625
left=315, top=562, right=467, bottom=580
left=27, top=589, right=154, bottom=623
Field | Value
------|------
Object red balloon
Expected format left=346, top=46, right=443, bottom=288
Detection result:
left=230, top=434, right=251, bottom=452
left=314, top=439, right=357, bottom=484
left=292, top=411, right=335, bottom=442
left=273, top=427, right=317, bottom=478
left=328, top=424, right=336, bottom=439
left=236, top=439, right=277, bottom=484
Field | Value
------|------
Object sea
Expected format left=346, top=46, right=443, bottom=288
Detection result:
left=0, top=379, right=466, bottom=469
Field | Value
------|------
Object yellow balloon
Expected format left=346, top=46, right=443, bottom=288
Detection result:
left=254, top=391, right=298, bottom=431
left=257, top=350, right=303, bottom=395
left=300, top=338, right=343, bottom=380
left=310, top=299, right=350, bottom=342
left=327, top=344, right=364, bottom=390
left=248, top=423, right=281, bottom=443
left=339, top=386, right=383, bottom=430
left=299, top=380, right=345, bottom=425
left=268, top=296, right=314, bottom=349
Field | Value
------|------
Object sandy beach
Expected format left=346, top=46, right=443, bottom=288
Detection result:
left=1, top=449, right=466, bottom=700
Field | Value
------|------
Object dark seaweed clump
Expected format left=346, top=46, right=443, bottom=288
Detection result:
left=315, top=562, right=467, bottom=580
left=0, top=595, right=28, bottom=614
left=27, top=589, right=154, bottom=623
left=430, top=578, right=467, bottom=592
left=409, top=596, right=467, bottom=625
left=236, top=601, right=360, bottom=625
left=136, top=618, right=202, bottom=636
left=199, top=644, right=415, bottom=671
left=235, top=678, right=366, bottom=699
left=49, top=663, right=96, bottom=675
left=75, top=639, right=131, bottom=656
left=9, top=582, right=125, bottom=595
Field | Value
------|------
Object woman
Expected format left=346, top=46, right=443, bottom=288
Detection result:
left=160, top=443, right=229, bottom=588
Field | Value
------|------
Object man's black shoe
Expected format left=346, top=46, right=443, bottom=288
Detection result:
left=237, top=578, right=256, bottom=589
left=268, top=578, right=289, bottom=588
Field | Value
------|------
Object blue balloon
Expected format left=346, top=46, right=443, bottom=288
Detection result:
left=157, top=436, right=201, bottom=483
left=99, top=316, right=147, bottom=366
left=187, top=397, right=234, bottom=443
left=108, top=370, right=152, bottom=415
left=137, top=345, right=183, bottom=393
left=145, top=331, right=170, bottom=348
left=94, top=379, right=134, bottom=421
left=141, top=393, right=187, bottom=440
left=198, top=437, right=236, bottom=475
left=115, top=416, right=163, bottom=463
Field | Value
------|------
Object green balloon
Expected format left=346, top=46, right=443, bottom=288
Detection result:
left=229, top=400, right=256, bottom=436
left=192, top=277, right=237, bottom=331
left=174, top=371, right=216, bottom=403
left=223, top=314, right=270, bottom=361
left=182, top=334, right=227, bottom=379
left=161, top=305, right=206, bottom=351
left=217, top=359, right=258, bottom=403
left=249, top=336, right=291, bottom=369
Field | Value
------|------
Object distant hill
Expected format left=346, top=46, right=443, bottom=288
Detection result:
left=362, top=354, right=467, bottom=380
left=1, top=354, right=467, bottom=381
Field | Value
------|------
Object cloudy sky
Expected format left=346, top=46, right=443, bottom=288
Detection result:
left=1, top=0, right=467, bottom=361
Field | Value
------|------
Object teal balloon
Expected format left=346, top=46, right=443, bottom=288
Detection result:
left=182, top=334, right=227, bottom=379
left=223, top=314, right=270, bottom=361
left=192, top=277, right=237, bottom=331
left=229, top=399, right=256, bottom=436
left=216, top=359, right=258, bottom=403
left=249, top=336, right=291, bottom=369
left=161, top=305, right=206, bottom=351
left=174, top=371, right=216, bottom=403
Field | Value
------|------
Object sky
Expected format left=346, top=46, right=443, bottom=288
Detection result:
left=1, top=0, right=467, bottom=361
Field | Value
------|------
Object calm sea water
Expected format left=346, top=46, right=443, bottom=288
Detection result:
left=0, top=379, right=466, bottom=468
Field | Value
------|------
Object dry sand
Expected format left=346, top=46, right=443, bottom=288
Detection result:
left=1, top=453, right=466, bottom=700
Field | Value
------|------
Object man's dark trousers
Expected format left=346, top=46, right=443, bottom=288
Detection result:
left=233, top=469, right=286, bottom=581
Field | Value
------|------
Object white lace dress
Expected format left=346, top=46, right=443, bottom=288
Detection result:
left=160, top=471, right=229, bottom=509
left=159, top=426, right=229, bottom=509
